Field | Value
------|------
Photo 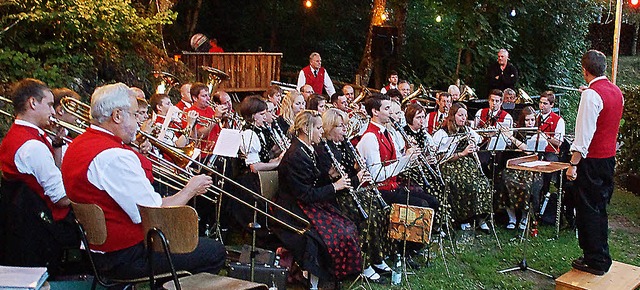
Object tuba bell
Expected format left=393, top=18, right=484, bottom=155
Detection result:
left=201, top=66, right=230, bottom=93
left=345, top=110, right=370, bottom=140
left=150, top=71, right=181, bottom=95
left=516, top=88, right=534, bottom=104
left=458, top=85, right=477, bottom=101
left=402, top=84, right=436, bottom=106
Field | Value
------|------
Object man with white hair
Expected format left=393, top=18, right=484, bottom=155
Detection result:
left=62, top=83, right=225, bottom=280
left=176, top=83, right=192, bottom=110
left=447, top=85, right=460, bottom=102
left=296, top=52, right=336, bottom=96
left=487, top=49, right=518, bottom=92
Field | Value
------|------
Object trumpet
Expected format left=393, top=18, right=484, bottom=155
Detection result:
left=321, top=138, right=368, bottom=220
left=343, top=139, right=390, bottom=211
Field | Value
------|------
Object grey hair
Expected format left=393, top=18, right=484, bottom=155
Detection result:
left=447, top=85, right=460, bottom=94
left=498, top=48, right=509, bottom=56
left=91, top=83, right=136, bottom=124
left=309, top=52, right=320, bottom=61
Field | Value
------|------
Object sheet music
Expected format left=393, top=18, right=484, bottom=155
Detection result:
left=487, top=135, right=508, bottom=151
left=526, top=133, right=548, bottom=152
left=212, top=128, right=242, bottom=157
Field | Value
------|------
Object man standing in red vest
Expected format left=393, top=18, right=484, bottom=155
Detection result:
left=296, top=52, right=336, bottom=96
left=0, top=79, right=77, bottom=273
left=62, top=83, right=225, bottom=279
left=567, top=50, right=623, bottom=276
left=380, top=70, right=399, bottom=94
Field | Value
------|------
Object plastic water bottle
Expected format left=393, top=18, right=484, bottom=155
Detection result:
left=391, top=253, right=402, bottom=285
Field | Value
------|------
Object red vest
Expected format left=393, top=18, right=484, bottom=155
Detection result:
left=302, top=65, right=326, bottom=94
left=362, top=123, right=398, bottom=191
left=426, top=111, right=446, bottom=135
left=587, top=79, right=624, bottom=158
left=175, top=100, right=191, bottom=111
left=478, top=108, right=508, bottom=128
left=62, top=127, right=153, bottom=252
left=0, top=123, right=70, bottom=221
left=538, top=112, right=562, bottom=153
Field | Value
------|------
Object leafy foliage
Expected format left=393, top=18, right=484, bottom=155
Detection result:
left=0, top=0, right=183, bottom=96
left=618, top=85, right=640, bottom=175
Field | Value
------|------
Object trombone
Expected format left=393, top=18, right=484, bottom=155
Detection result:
left=63, top=97, right=311, bottom=235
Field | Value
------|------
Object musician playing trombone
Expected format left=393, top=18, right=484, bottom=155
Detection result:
left=61, top=83, right=225, bottom=279
left=315, top=108, right=392, bottom=283
left=433, top=102, right=493, bottom=233
left=0, top=78, right=78, bottom=274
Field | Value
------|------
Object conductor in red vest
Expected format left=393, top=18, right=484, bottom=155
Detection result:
left=0, top=79, right=78, bottom=273
left=296, top=52, right=336, bottom=96
left=567, top=50, right=624, bottom=276
left=62, top=83, right=225, bottom=279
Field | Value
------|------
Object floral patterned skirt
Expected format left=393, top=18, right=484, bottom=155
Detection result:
left=299, top=201, right=363, bottom=280
left=500, top=168, right=543, bottom=211
left=440, top=155, right=493, bottom=222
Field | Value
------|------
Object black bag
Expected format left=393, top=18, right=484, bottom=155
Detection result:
left=228, top=262, right=288, bottom=290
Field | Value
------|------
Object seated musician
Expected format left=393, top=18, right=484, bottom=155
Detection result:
left=276, top=91, right=306, bottom=136
left=426, top=92, right=452, bottom=134
left=403, top=102, right=450, bottom=229
left=537, top=91, right=565, bottom=202
left=148, top=93, right=196, bottom=147
left=0, top=79, right=78, bottom=274
left=356, top=95, right=439, bottom=268
left=61, top=83, right=225, bottom=279
left=175, top=83, right=192, bottom=110
left=185, top=82, right=226, bottom=152
left=307, top=93, right=327, bottom=113
left=275, top=110, right=362, bottom=289
left=448, top=85, right=460, bottom=102
left=473, top=89, right=513, bottom=177
left=433, top=102, right=493, bottom=232
left=212, top=90, right=240, bottom=130
left=498, top=106, right=543, bottom=230
left=231, top=95, right=282, bottom=229
left=330, top=92, right=349, bottom=113
left=50, top=87, right=82, bottom=156
left=315, top=108, right=392, bottom=282
left=264, top=85, right=283, bottom=115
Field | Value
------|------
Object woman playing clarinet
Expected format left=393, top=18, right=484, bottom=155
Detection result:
left=275, top=110, right=362, bottom=289
left=315, top=108, right=393, bottom=282
left=433, top=102, right=493, bottom=233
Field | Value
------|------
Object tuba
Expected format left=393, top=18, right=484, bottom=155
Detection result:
left=402, top=84, right=437, bottom=107
left=201, top=66, right=230, bottom=93
left=516, top=88, right=534, bottom=104
left=458, top=85, right=477, bottom=101
left=150, top=71, right=181, bottom=95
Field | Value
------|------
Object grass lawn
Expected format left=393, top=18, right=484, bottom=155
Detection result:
left=357, top=187, right=640, bottom=290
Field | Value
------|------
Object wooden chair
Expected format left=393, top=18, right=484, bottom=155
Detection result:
left=70, top=201, right=186, bottom=290
left=138, top=204, right=268, bottom=290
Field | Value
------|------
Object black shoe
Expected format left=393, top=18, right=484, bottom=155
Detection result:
left=372, top=263, right=392, bottom=276
left=405, top=256, right=421, bottom=270
left=571, top=259, right=606, bottom=276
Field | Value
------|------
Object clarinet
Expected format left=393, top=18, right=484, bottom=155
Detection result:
left=389, top=118, right=433, bottom=189
left=464, top=126, right=485, bottom=175
left=343, top=139, right=390, bottom=211
left=321, top=139, right=369, bottom=220
left=265, top=125, right=287, bottom=152
left=273, top=121, right=291, bottom=149
left=420, top=129, right=446, bottom=186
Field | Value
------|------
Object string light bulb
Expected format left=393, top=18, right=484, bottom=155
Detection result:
left=305, top=0, right=312, bottom=8
left=436, top=15, right=442, bottom=23
left=510, top=9, right=516, bottom=17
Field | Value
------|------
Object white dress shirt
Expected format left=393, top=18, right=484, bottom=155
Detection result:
left=356, top=121, right=411, bottom=183
left=86, top=125, right=162, bottom=224
left=474, top=108, right=513, bottom=128
left=240, top=129, right=263, bottom=165
left=380, top=84, right=398, bottom=94
left=432, top=127, right=481, bottom=160
left=13, top=120, right=66, bottom=203
left=570, top=76, right=612, bottom=158
left=296, top=68, right=336, bottom=96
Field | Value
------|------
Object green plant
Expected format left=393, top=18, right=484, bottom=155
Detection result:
left=618, top=85, right=640, bottom=175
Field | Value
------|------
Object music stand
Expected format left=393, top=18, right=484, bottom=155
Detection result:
left=498, top=155, right=569, bottom=278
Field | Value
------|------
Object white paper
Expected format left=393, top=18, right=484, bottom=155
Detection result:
left=526, top=134, right=548, bottom=152
left=212, top=128, right=242, bottom=158
left=519, top=160, right=551, bottom=168
left=487, top=135, right=508, bottom=151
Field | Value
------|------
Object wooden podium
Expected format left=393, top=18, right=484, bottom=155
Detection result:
left=555, top=261, right=640, bottom=290
left=506, top=155, right=570, bottom=237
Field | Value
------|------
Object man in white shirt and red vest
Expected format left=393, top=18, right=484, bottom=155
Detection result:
left=426, top=92, right=452, bottom=134
left=356, top=94, right=439, bottom=269
left=0, top=78, right=78, bottom=273
left=297, top=52, right=336, bottom=96
left=537, top=90, right=566, bottom=199
left=474, top=89, right=513, bottom=129
left=566, top=50, right=623, bottom=276
left=380, top=70, right=399, bottom=94
left=61, top=83, right=225, bottom=279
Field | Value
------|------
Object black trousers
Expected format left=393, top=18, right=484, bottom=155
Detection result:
left=575, top=157, right=614, bottom=272
left=540, top=152, right=559, bottom=196
left=94, top=238, right=226, bottom=280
